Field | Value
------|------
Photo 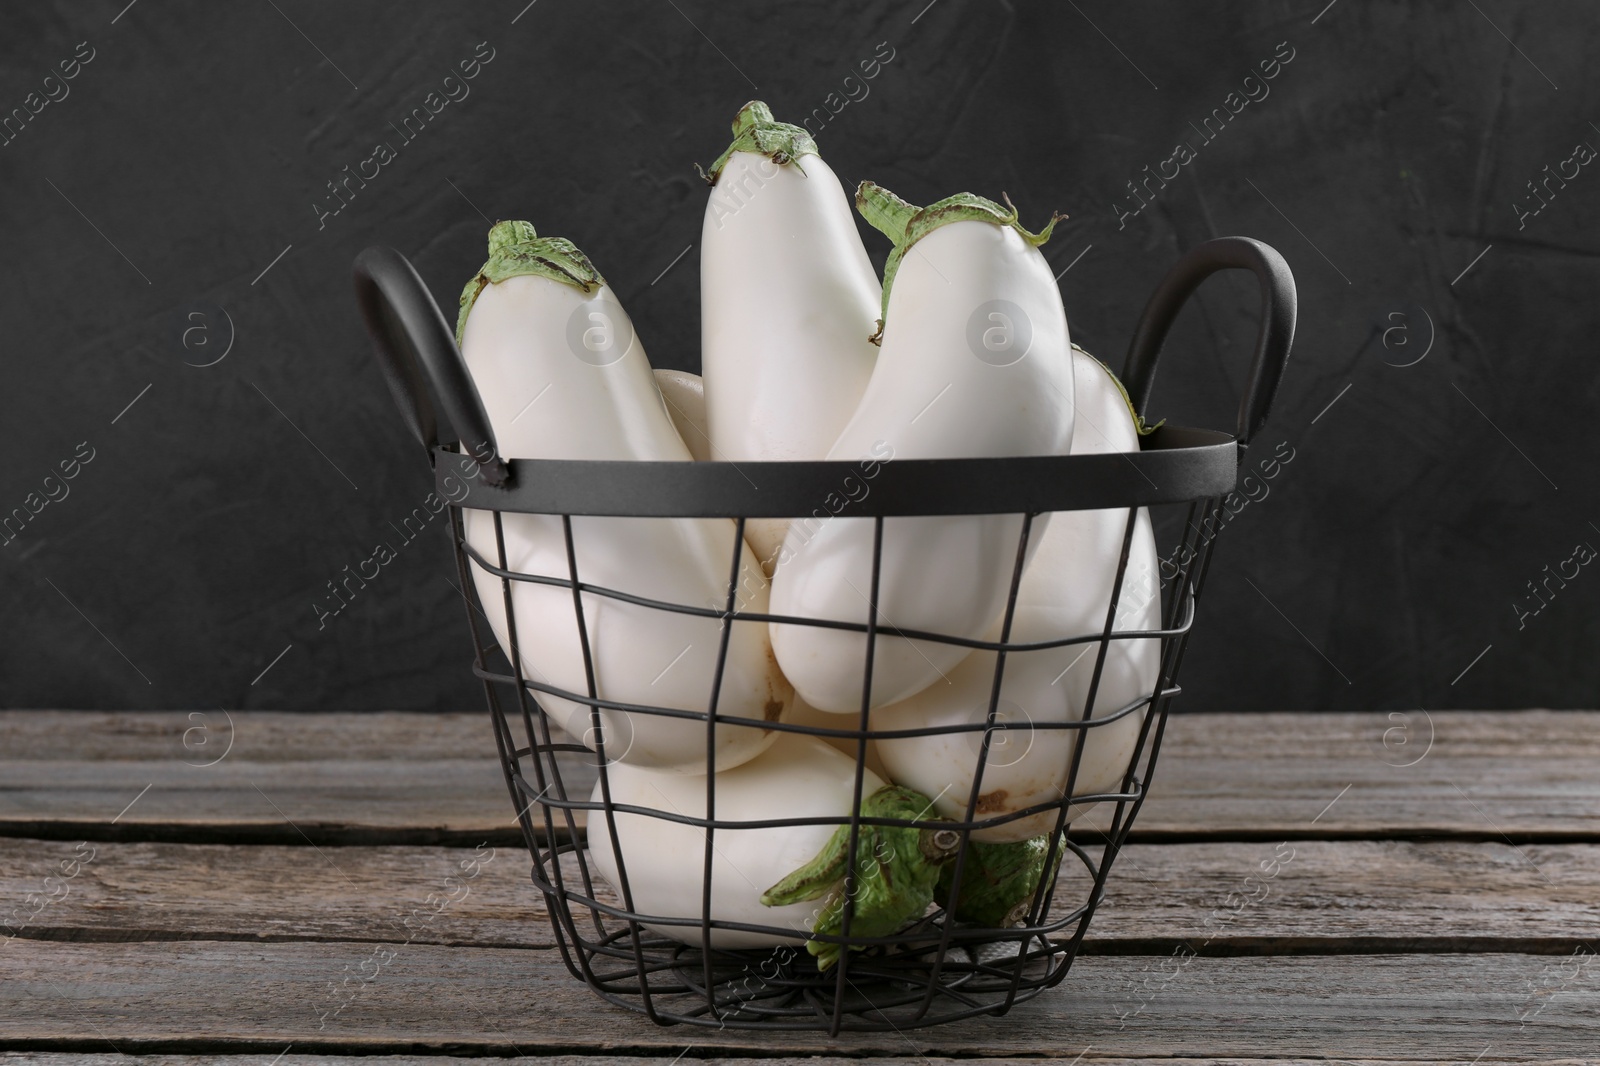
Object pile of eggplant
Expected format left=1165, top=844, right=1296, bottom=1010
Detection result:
left=453, top=102, right=1161, bottom=969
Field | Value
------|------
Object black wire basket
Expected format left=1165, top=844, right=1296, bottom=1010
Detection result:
left=352, top=235, right=1296, bottom=1034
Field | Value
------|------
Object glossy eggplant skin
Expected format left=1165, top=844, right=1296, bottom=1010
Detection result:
left=458, top=230, right=791, bottom=775
left=700, top=111, right=879, bottom=576
left=771, top=218, right=1075, bottom=715
left=873, top=349, right=1159, bottom=841
left=587, top=733, right=886, bottom=948
left=652, top=368, right=712, bottom=462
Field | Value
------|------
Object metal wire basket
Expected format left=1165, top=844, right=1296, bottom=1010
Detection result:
left=352, top=235, right=1296, bottom=1033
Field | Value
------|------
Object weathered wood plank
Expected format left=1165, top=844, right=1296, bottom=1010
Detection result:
left=9, top=1049, right=1587, bottom=1056
left=3, top=710, right=1595, bottom=840
left=12, top=1058, right=1589, bottom=1066
left=0, top=941, right=1595, bottom=1058
left=1091, top=836, right=1600, bottom=952
left=0, top=711, right=493, bottom=761
left=0, top=711, right=564, bottom=845
left=2, top=837, right=1596, bottom=952
left=1139, top=707, right=1600, bottom=841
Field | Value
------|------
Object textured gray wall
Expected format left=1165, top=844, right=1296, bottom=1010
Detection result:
left=1, top=1, right=1595, bottom=711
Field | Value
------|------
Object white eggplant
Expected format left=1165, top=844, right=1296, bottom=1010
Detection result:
left=652, top=368, right=712, bottom=462
left=783, top=693, right=890, bottom=781
left=700, top=101, right=880, bottom=576
left=456, top=221, right=791, bottom=774
left=586, top=732, right=887, bottom=949
left=769, top=185, right=1075, bottom=714
left=873, top=347, right=1163, bottom=841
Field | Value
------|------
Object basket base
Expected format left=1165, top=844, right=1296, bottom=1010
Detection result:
left=552, top=921, right=1073, bottom=1032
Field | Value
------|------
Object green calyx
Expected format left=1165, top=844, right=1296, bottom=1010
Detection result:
left=1074, top=343, right=1163, bottom=437
left=455, top=220, right=606, bottom=344
left=699, top=100, right=818, bottom=185
left=935, top=833, right=1065, bottom=928
left=760, top=785, right=960, bottom=971
left=856, top=181, right=1067, bottom=343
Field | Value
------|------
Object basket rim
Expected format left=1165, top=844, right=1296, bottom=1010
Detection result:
left=432, top=422, right=1238, bottom=518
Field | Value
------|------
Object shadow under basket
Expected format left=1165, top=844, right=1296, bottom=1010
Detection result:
left=352, top=235, right=1296, bottom=1033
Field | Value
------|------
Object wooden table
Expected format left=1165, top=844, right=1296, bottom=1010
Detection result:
left=3, top=709, right=1597, bottom=1064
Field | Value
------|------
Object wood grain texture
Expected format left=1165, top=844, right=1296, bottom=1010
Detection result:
left=1, top=940, right=1596, bottom=1058
left=0, top=710, right=542, bottom=844
left=12, top=1049, right=1600, bottom=1056
left=3, top=711, right=1596, bottom=841
left=1140, top=707, right=1600, bottom=841
left=2, top=837, right=1596, bottom=952
left=5, top=1059, right=1594, bottom=1066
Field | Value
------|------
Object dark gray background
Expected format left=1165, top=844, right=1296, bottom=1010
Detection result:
left=1, top=1, right=1594, bottom=712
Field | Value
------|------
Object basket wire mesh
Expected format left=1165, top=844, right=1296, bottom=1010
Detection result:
left=353, top=235, right=1296, bottom=1033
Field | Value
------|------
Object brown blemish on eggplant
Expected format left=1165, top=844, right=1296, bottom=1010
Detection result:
left=758, top=642, right=791, bottom=733
left=975, top=789, right=1009, bottom=814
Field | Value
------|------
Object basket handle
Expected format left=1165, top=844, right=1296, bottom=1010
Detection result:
left=1119, top=236, right=1297, bottom=453
left=352, top=245, right=508, bottom=486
